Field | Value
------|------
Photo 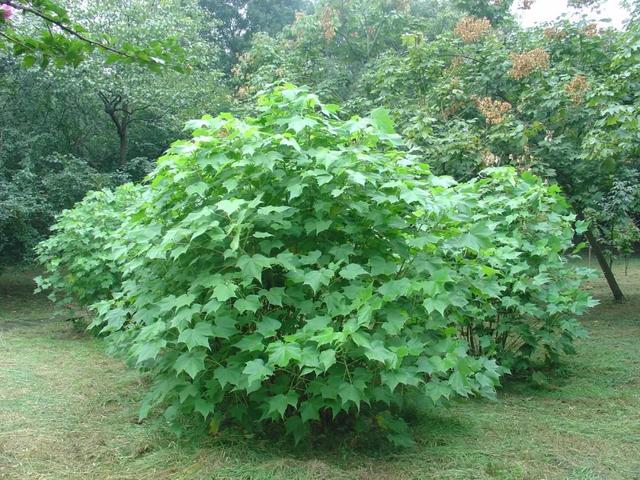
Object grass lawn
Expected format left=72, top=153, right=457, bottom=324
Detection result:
left=0, top=260, right=638, bottom=480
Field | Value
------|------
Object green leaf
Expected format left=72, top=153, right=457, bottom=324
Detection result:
left=369, top=256, right=397, bottom=276
left=364, top=340, right=397, bottom=366
left=267, top=342, right=302, bottom=367
left=216, top=198, right=245, bottom=215
left=339, top=263, right=368, bottom=280
left=214, top=365, right=242, bottom=388
left=256, top=316, right=281, bottom=337
left=338, top=383, right=361, bottom=408
left=263, top=287, right=285, bottom=306
left=417, top=356, right=452, bottom=375
left=134, top=340, right=167, bottom=364
left=319, top=349, right=337, bottom=371
left=348, top=171, right=367, bottom=186
left=234, top=333, right=265, bottom=352
left=370, top=107, right=395, bottom=134
left=186, top=181, right=208, bottom=197
left=179, top=384, right=199, bottom=403
left=378, top=278, right=411, bottom=300
left=242, top=359, right=273, bottom=384
left=233, top=295, right=262, bottom=313
left=211, top=315, right=238, bottom=339
left=432, top=269, right=452, bottom=284
left=169, top=293, right=197, bottom=311
left=575, top=220, right=588, bottom=235
left=236, top=254, right=271, bottom=283
left=174, top=351, right=207, bottom=379
left=380, top=369, right=421, bottom=392
left=267, top=391, right=299, bottom=418
left=425, top=380, right=453, bottom=403
left=212, top=283, right=238, bottom=302
left=194, top=397, right=215, bottom=417
left=178, top=322, right=214, bottom=350
left=448, top=371, right=471, bottom=396
left=170, top=304, right=201, bottom=331
left=304, top=218, right=332, bottom=235
left=303, top=268, right=333, bottom=293
left=423, top=294, right=450, bottom=316
left=285, top=415, right=309, bottom=445
left=300, top=397, right=323, bottom=422
left=287, top=115, right=318, bottom=133
left=287, top=181, right=305, bottom=200
left=381, top=308, right=406, bottom=335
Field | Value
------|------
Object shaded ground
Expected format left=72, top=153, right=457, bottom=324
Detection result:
left=0, top=261, right=638, bottom=480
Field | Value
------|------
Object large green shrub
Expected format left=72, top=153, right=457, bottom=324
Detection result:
left=37, top=85, right=593, bottom=445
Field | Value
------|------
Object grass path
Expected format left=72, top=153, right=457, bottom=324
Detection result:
left=0, top=264, right=639, bottom=480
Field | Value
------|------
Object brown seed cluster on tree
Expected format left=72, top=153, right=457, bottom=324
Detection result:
left=482, top=150, right=500, bottom=166
left=320, top=6, right=337, bottom=41
left=544, top=27, right=567, bottom=40
left=441, top=100, right=465, bottom=120
left=453, top=16, right=492, bottom=43
left=583, top=23, right=599, bottom=37
left=473, top=96, right=512, bottom=124
left=565, top=74, right=589, bottom=103
left=508, top=48, right=550, bottom=79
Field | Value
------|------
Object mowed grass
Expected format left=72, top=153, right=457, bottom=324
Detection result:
left=0, top=261, right=638, bottom=480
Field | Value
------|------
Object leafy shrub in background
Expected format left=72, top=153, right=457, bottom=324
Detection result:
left=36, top=184, right=143, bottom=306
left=451, top=170, right=596, bottom=372
left=37, top=85, right=593, bottom=446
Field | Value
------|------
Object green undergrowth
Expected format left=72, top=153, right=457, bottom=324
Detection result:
left=0, top=259, right=638, bottom=479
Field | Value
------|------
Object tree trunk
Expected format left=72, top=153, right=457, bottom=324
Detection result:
left=584, top=229, right=626, bottom=302
left=97, top=91, right=131, bottom=170
left=118, top=125, right=128, bottom=168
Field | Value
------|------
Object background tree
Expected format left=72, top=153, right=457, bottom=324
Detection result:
left=233, top=0, right=462, bottom=104
left=199, top=0, right=312, bottom=71
left=371, top=20, right=640, bottom=300
left=70, top=0, right=230, bottom=168
left=0, top=0, right=230, bottom=265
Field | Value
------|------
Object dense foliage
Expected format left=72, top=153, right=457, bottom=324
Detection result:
left=453, top=170, right=595, bottom=371
left=3, top=0, right=638, bottom=293
left=35, top=184, right=142, bottom=305
left=37, top=86, right=594, bottom=445
left=0, top=154, right=126, bottom=265
left=236, top=0, right=640, bottom=298
left=0, top=0, right=230, bottom=265
left=200, top=0, right=313, bottom=71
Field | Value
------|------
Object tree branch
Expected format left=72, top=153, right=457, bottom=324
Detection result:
left=6, top=1, right=139, bottom=61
